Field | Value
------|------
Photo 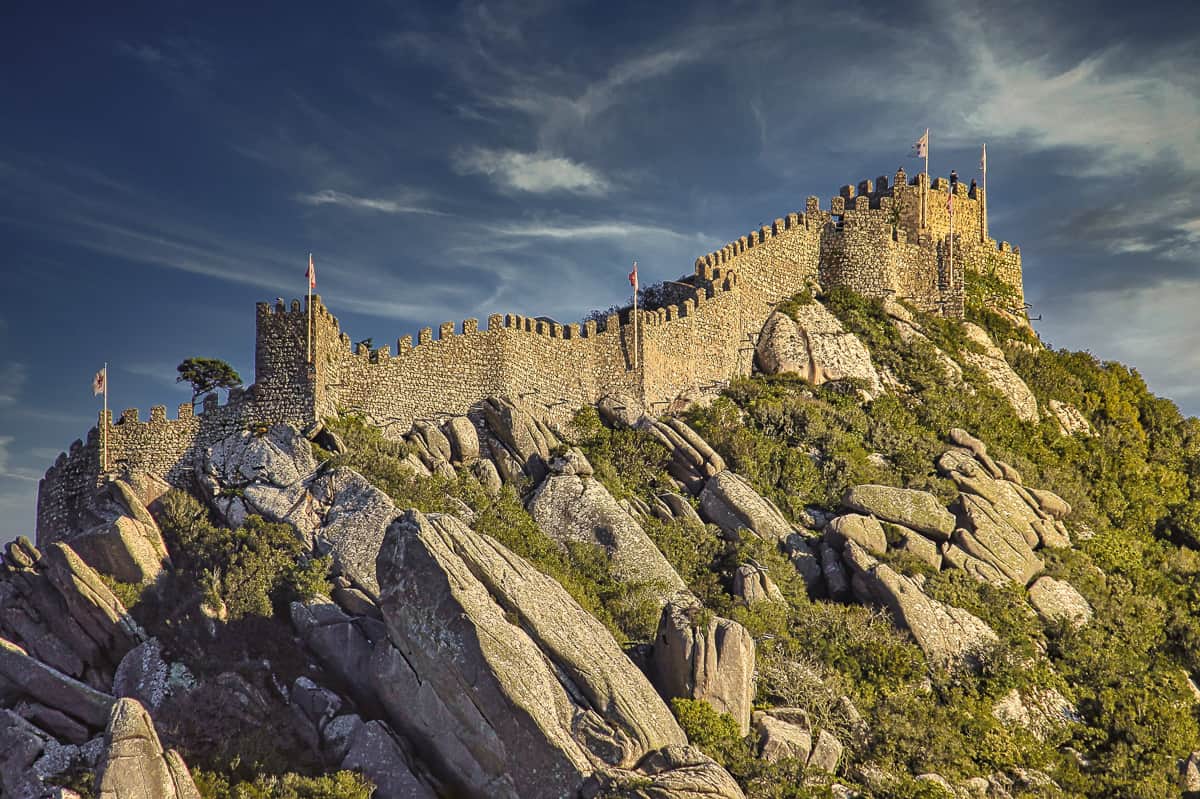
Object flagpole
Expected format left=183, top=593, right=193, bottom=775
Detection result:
left=948, top=191, right=954, bottom=312
left=307, top=253, right=313, bottom=366
left=102, top=363, right=108, bottom=473
left=923, top=128, right=929, bottom=230
left=982, top=143, right=987, bottom=196
left=632, top=262, right=639, bottom=370
left=980, top=142, right=988, bottom=243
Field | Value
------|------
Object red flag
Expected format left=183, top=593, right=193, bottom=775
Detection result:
left=92, top=367, right=105, bottom=397
left=306, top=253, right=316, bottom=289
left=628, top=261, right=638, bottom=288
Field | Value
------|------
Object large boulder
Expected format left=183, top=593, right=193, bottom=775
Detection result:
left=309, top=467, right=399, bottom=596
left=0, top=539, right=143, bottom=690
left=196, top=424, right=319, bottom=536
left=441, top=416, right=480, bottom=465
left=699, top=471, right=793, bottom=543
left=841, top=485, right=955, bottom=541
left=939, top=449, right=1063, bottom=551
left=733, top=564, right=784, bottom=605
left=372, top=510, right=694, bottom=799
left=640, top=419, right=725, bottom=494
left=842, top=541, right=998, bottom=667
left=339, top=719, right=436, bottom=799
left=754, top=307, right=883, bottom=397
left=955, top=495, right=1043, bottom=585
left=65, top=480, right=170, bottom=585
left=1047, top=399, right=1093, bottom=437
left=824, top=513, right=887, bottom=556
left=95, top=698, right=200, bottom=799
left=960, top=323, right=1038, bottom=422
left=527, top=454, right=688, bottom=606
left=477, top=397, right=562, bottom=483
left=113, top=639, right=171, bottom=713
left=586, top=745, right=746, bottom=799
left=1026, top=577, right=1092, bottom=629
left=753, top=711, right=811, bottom=763
left=652, top=600, right=756, bottom=736
left=992, top=687, right=1079, bottom=741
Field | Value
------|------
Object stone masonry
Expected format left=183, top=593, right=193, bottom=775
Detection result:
left=36, top=172, right=1025, bottom=540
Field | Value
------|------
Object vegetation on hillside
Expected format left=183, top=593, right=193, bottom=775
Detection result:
left=570, top=278, right=1200, bottom=796
left=100, top=278, right=1200, bottom=797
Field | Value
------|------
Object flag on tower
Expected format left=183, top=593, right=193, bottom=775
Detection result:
left=980, top=144, right=987, bottom=175
left=911, top=129, right=929, bottom=159
left=92, top=367, right=106, bottom=397
left=306, top=253, right=316, bottom=289
left=628, top=261, right=638, bottom=289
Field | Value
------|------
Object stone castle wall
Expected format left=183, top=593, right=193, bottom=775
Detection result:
left=36, top=172, right=1026, bottom=540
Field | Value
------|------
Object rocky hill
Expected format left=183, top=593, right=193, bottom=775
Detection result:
left=6, top=276, right=1200, bottom=798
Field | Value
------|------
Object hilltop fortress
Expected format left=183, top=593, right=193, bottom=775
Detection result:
left=37, top=168, right=1024, bottom=538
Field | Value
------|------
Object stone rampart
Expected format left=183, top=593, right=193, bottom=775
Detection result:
left=36, top=172, right=1026, bottom=540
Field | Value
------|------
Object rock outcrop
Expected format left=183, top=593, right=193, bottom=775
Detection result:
left=641, top=418, right=726, bottom=495
left=0, top=538, right=143, bottom=691
left=95, top=698, right=200, bottom=799
left=754, top=307, right=883, bottom=397
left=1026, top=576, right=1092, bottom=629
left=699, top=471, right=793, bottom=543
left=842, top=541, right=998, bottom=667
left=372, top=509, right=703, bottom=799
left=652, top=599, right=756, bottom=736
left=196, top=424, right=320, bottom=537
left=824, top=513, right=888, bottom=556
left=527, top=450, right=689, bottom=605
left=732, top=564, right=785, bottom=605
left=960, top=323, right=1039, bottom=423
left=842, top=485, right=955, bottom=541
left=478, top=396, right=563, bottom=484
left=60, top=480, right=170, bottom=585
left=586, top=745, right=746, bottom=799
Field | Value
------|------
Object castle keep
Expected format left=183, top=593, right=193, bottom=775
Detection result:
left=37, top=170, right=1023, bottom=538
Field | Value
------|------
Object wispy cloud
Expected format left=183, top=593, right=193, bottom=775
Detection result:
left=115, top=38, right=215, bottom=82
left=296, top=189, right=447, bottom=216
left=487, top=219, right=703, bottom=242
left=453, top=148, right=610, bottom=195
left=0, top=363, right=26, bottom=407
left=0, top=437, right=39, bottom=483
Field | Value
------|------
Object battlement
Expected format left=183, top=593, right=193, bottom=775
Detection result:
left=38, top=171, right=1025, bottom=542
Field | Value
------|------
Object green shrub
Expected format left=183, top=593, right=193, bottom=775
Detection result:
left=157, top=491, right=330, bottom=621
left=194, top=770, right=373, bottom=799
left=97, top=572, right=147, bottom=610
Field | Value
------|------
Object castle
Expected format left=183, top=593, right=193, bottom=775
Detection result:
left=36, top=169, right=1023, bottom=539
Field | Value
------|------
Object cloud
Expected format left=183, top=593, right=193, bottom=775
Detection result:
left=1039, top=278, right=1200, bottom=415
left=115, top=38, right=215, bottom=82
left=0, top=363, right=26, bottom=406
left=487, top=219, right=701, bottom=242
left=453, top=149, right=610, bottom=195
left=0, top=436, right=39, bottom=483
left=296, top=189, right=447, bottom=216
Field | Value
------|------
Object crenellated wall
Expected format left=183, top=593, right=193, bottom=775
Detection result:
left=36, top=172, right=1025, bottom=541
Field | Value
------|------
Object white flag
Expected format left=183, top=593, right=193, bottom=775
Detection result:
left=911, top=129, right=929, bottom=159
left=92, top=367, right=105, bottom=397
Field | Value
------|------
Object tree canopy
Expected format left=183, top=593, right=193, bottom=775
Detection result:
left=176, top=357, right=242, bottom=406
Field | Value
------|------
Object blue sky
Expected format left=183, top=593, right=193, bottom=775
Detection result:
left=3, top=0, right=1199, bottom=541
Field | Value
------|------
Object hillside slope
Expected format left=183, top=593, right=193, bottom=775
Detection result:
left=5, top=277, right=1200, bottom=799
